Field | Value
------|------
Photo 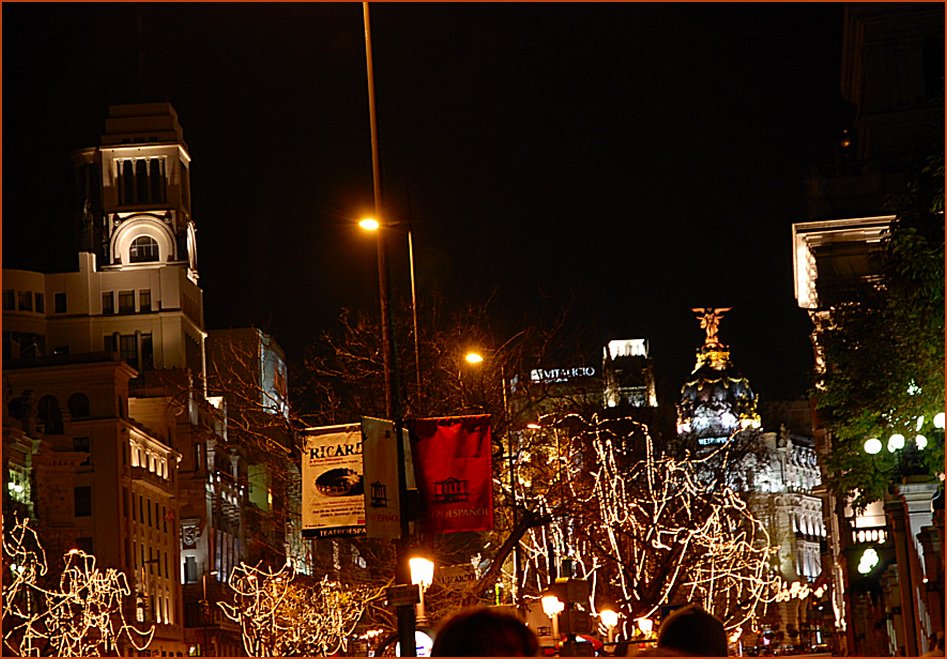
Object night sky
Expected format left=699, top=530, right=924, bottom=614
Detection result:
left=4, top=3, right=847, bottom=403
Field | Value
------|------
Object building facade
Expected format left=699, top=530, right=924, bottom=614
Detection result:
left=3, top=103, right=298, bottom=656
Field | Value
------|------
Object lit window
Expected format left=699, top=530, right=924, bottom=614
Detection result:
left=130, top=236, right=159, bottom=263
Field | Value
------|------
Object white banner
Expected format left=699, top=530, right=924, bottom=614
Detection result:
left=362, top=417, right=401, bottom=539
left=301, top=423, right=365, bottom=538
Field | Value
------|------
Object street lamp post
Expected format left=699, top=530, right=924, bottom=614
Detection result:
left=359, top=217, right=422, bottom=410
left=542, top=593, right=565, bottom=648
left=600, top=608, right=619, bottom=648
left=861, top=416, right=944, bottom=657
left=362, top=4, right=416, bottom=655
left=463, top=345, right=524, bottom=612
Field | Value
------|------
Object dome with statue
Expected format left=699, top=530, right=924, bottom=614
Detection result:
left=677, top=308, right=761, bottom=448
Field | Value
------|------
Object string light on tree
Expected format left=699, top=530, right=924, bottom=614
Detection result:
left=2, top=516, right=154, bottom=656
left=217, top=561, right=384, bottom=657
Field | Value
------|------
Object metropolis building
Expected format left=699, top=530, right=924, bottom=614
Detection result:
left=3, top=103, right=294, bottom=656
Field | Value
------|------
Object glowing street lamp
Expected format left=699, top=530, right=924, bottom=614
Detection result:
left=542, top=594, right=565, bottom=641
left=600, top=608, right=619, bottom=644
left=359, top=216, right=422, bottom=408
left=409, top=556, right=435, bottom=624
left=464, top=351, right=484, bottom=365
left=635, top=616, right=654, bottom=638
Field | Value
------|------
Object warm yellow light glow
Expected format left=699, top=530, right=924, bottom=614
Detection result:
left=600, top=609, right=619, bottom=629
left=359, top=218, right=380, bottom=231
left=526, top=423, right=542, bottom=430
left=409, top=556, right=435, bottom=588
left=465, top=352, right=484, bottom=365
left=541, top=594, right=564, bottom=618
left=635, top=617, right=654, bottom=635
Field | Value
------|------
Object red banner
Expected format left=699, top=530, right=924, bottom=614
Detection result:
left=410, top=415, right=493, bottom=533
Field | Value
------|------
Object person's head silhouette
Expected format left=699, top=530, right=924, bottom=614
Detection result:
left=656, top=605, right=728, bottom=657
left=431, top=606, right=539, bottom=656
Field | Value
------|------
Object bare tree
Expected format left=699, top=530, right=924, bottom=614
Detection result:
left=217, top=561, right=384, bottom=656
left=2, top=516, right=154, bottom=656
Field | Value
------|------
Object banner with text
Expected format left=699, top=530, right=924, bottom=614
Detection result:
left=362, top=417, right=403, bottom=539
left=301, top=423, right=366, bottom=538
left=410, top=415, right=493, bottom=533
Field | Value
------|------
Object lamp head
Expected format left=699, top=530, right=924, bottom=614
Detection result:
left=465, top=352, right=484, bottom=365
left=541, top=594, right=564, bottom=617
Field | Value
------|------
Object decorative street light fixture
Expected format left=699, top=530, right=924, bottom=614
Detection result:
left=635, top=616, right=654, bottom=638
left=542, top=593, right=565, bottom=642
left=600, top=608, right=619, bottom=645
left=409, top=556, right=435, bottom=625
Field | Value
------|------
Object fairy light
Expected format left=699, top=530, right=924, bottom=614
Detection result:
left=2, top=516, right=153, bottom=656
left=518, top=413, right=779, bottom=634
left=217, top=561, right=384, bottom=657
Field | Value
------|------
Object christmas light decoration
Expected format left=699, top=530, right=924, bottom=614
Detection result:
left=519, top=413, right=779, bottom=637
left=217, top=561, right=384, bottom=657
left=2, top=516, right=154, bottom=656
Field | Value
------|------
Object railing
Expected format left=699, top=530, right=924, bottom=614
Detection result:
left=851, top=525, right=887, bottom=545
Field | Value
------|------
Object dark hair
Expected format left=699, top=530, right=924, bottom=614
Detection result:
left=656, top=605, right=728, bottom=657
left=431, top=606, right=539, bottom=657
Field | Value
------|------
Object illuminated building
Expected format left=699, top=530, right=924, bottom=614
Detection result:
left=602, top=339, right=658, bottom=409
left=2, top=103, right=293, bottom=656
left=676, top=308, right=761, bottom=450
left=794, top=5, right=944, bottom=656
left=675, top=310, right=830, bottom=649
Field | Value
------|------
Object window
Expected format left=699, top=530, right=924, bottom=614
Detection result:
left=17, top=291, right=32, bottom=312
left=68, top=393, right=91, bottom=418
left=120, top=334, right=139, bottom=370
left=34, top=293, right=44, bottom=313
left=74, top=486, right=92, bottom=517
left=184, top=556, right=198, bottom=583
left=118, top=290, right=135, bottom=313
left=121, top=160, right=134, bottom=205
left=73, top=437, right=91, bottom=466
left=117, top=158, right=167, bottom=206
left=104, top=334, right=118, bottom=354
left=141, top=333, right=154, bottom=371
left=102, top=292, right=114, bottom=315
left=130, top=236, right=159, bottom=263
left=2, top=290, right=14, bottom=310
left=37, top=395, right=63, bottom=434
left=54, top=292, right=66, bottom=314
left=139, top=289, right=152, bottom=313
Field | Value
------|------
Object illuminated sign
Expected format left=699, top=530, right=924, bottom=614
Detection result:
left=530, top=366, right=597, bottom=383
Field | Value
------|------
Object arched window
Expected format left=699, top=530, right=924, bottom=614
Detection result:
left=68, top=392, right=91, bottom=418
left=37, top=395, right=64, bottom=434
left=130, top=236, right=159, bottom=263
